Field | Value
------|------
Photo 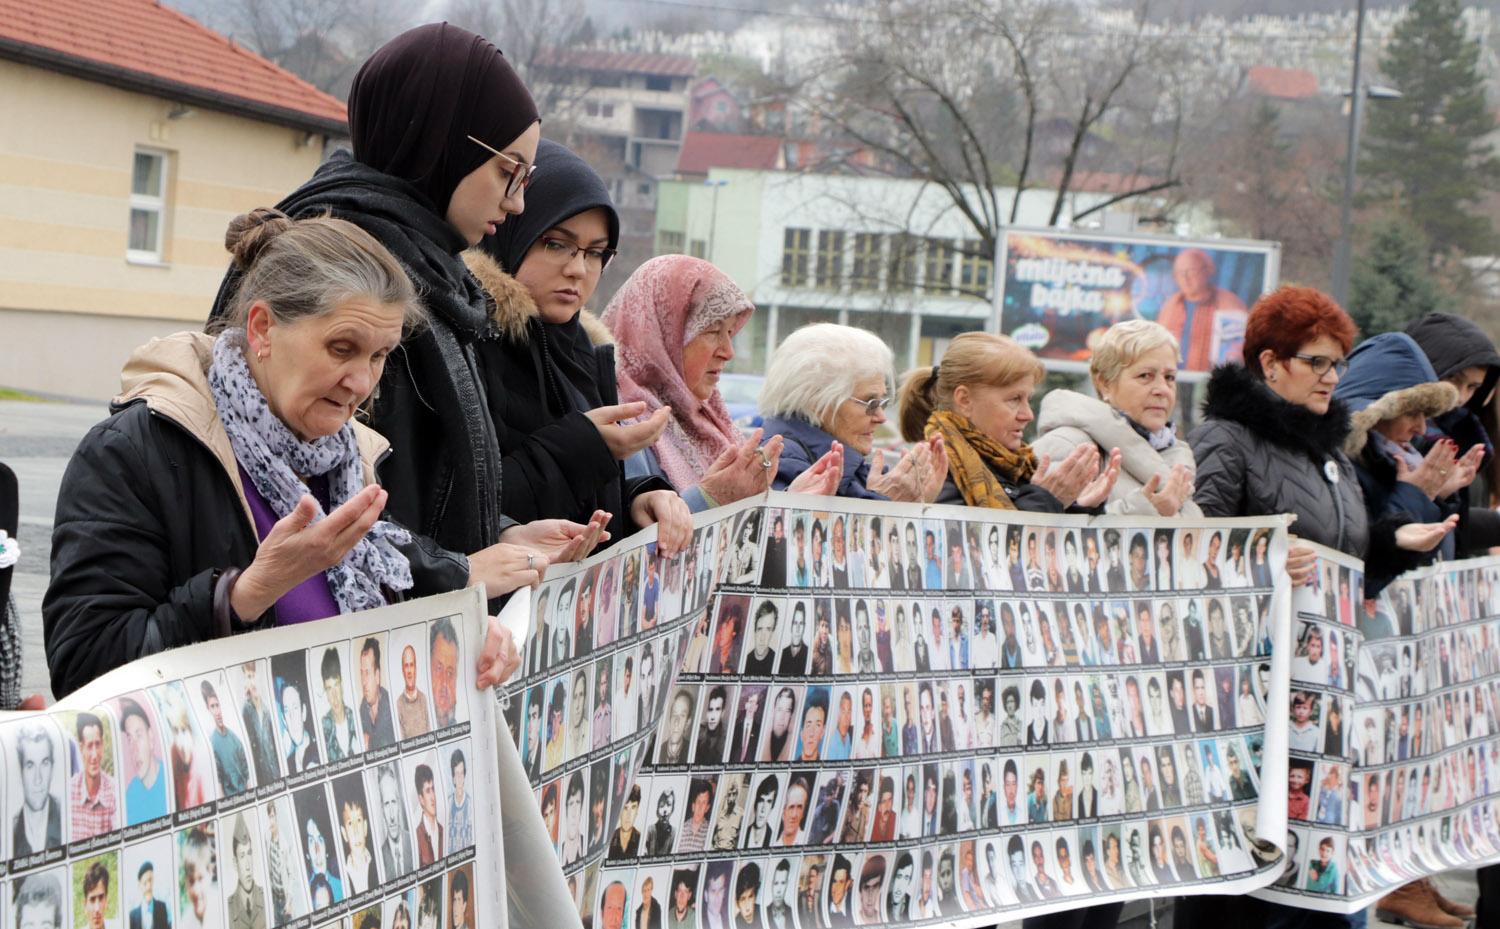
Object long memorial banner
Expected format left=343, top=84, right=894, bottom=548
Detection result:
left=500, top=493, right=1305, bottom=928
left=0, top=587, right=585, bottom=929
left=1258, top=544, right=1500, bottom=913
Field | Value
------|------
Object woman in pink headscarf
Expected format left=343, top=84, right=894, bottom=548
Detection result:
left=604, top=256, right=839, bottom=510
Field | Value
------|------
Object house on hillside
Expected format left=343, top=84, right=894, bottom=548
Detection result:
left=0, top=0, right=347, bottom=398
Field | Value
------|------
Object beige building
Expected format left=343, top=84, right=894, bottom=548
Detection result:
left=0, top=0, right=346, bottom=399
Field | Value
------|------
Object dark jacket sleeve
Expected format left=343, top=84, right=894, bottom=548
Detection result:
left=43, top=421, right=225, bottom=697
left=1189, top=420, right=1249, bottom=517
left=498, top=412, right=619, bottom=524
left=1364, top=512, right=1435, bottom=598
left=397, top=531, right=471, bottom=598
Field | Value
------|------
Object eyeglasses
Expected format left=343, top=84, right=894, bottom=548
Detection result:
left=1291, top=353, right=1349, bottom=378
left=845, top=395, right=892, bottom=416
left=539, top=236, right=616, bottom=270
left=466, top=134, right=537, bottom=199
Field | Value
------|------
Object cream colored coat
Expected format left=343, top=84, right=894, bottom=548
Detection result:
left=1032, top=389, right=1203, bottom=518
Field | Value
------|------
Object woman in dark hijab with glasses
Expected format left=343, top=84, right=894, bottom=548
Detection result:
left=209, top=23, right=600, bottom=565
left=464, top=140, right=693, bottom=553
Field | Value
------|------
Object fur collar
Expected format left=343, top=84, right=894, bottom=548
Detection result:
left=461, top=248, right=613, bottom=347
left=1201, top=363, right=1352, bottom=459
left=462, top=248, right=536, bottom=342
left=1345, top=381, right=1459, bottom=457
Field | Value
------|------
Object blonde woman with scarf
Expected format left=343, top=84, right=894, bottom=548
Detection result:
left=896, top=332, right=1120, bottom=514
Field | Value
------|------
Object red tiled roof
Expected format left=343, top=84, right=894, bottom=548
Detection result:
left=1246, top=65, right=1319, bottom=100
left=540, top=48, right=697, bottom=78
left=677, top=132, right=782, bottom=175
left=0, top=0, right=348, bottom=134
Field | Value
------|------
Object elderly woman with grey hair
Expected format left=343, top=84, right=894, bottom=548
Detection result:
left=759, top=324, right=947, bottom=501
left=1032, top=319, right=1201, bottom=517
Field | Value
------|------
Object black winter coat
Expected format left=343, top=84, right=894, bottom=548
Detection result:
left=1405, top=313, right=1500, bottom=555
left=464, top=251, right=671, bottom=543
left=43, top=334, right=469, bottom=698
left=207, top=154, right=516, bottom=556
left=1190, top=364, right=1422, bottom=590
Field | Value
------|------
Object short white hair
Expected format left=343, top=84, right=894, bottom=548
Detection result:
left=760, top=323, right=894, bottom=425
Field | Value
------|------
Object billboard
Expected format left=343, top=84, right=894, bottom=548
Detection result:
left=997, top=229, right=1280, bottom=373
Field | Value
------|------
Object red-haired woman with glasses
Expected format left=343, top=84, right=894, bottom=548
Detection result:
left=1181, top=285, right=1453, bottom=929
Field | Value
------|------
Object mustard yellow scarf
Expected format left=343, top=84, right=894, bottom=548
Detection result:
left=925, top=410, right=1037, bottom=510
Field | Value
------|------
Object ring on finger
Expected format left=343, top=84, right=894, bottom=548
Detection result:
left=757, top=448, right=773, bottom=470
left=526, top=553, right=536, bottom=571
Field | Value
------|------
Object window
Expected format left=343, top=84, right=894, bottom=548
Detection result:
left=814, top=230, right=845, bottom=290
left=850, top=233, right=885, bottom=291
left=958, top=238, right=994, bottom=297
left=690, top=239, right=707, bottom=258
left=888, top=234, right=919, bottom=292
left=638, top=182, right=652, bottom=196
left=585, top=101, right=600, bottom=116
left=602, top=103, right=615, bottom=119
left=128, top=149, right=168, bottom=262
left=658, top=230, right=685, bottom=254
left=924, top=237, right=955, bottom=294
left=781, top=228, right=811, bottom=287
left=645, top=75, right=672, bottom=92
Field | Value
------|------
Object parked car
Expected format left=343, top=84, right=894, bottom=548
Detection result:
left=718, top=373, right=765, bottom=430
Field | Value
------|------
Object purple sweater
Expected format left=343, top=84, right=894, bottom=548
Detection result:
left=238, top=465, right=340, bottom=624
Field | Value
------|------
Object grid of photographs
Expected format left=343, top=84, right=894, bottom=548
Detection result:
left=1264, top=552, right=1500, bottom=912
left=3, top=604, right=486, bottom=929
left=510, top=498, right=1298, bottom=928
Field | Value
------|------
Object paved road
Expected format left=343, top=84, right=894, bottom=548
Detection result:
left=1, top=397, right=111, bottom=703
left=0, top=401, right=1484, bottom=925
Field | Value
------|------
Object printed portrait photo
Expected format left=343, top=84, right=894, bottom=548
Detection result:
left=64, top=708, right=120, bottom=843
left=219, top=810, right=269, bottom=929
left=6, top=716, right=68, bottom=857
left=307, top=644, right=360, bottom=764
left=644, top=775, right=685, bottom=858
left=269, top=652, right=321, bottom=775
left=350, top=635, right=399, bottom=754
left=385, top=626, right=433, bottom=743
left=227, top=661, right=284, bottom=790
left=402, top=752, right=446, bottom=869
left=610, top=648, right=640, bottom=745
left=176, top=822, right=220, bottom=929
left=776, top=599, right=812, bottom=677
left=151, top=682, right=218, bottom=813
left=260, top=795, right=310, bottom=926
left=330, top=773, right=380, bottom=896
left=121, top=835, right=176, bottom=929
left=291, top=786, right=345, bottom=911
left=14, top=868, right=68, bottom=929
left=73, top=851, right=121, bottom=929
left=185, top=673, right=255, bottom=800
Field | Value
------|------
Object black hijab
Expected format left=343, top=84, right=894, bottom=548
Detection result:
left=481, top=139, right=620, bottom=409
left=348, top=22, right=539, bottom=215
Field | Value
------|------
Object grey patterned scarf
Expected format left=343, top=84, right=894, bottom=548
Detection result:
left=208, top=329, right=412, bottom=614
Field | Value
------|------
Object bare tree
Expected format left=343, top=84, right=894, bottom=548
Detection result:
left=794, top=0, right=1189, bottom=263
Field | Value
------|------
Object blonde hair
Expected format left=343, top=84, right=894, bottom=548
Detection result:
left=897, top=332, right=1044, bottom=441
left=1089, top=319, right=1179, bottom=390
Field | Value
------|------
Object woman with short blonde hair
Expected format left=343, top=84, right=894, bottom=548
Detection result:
left=897, top=332, right=1117, bottom=512
left=1033, top=319, right=1201, bottom=517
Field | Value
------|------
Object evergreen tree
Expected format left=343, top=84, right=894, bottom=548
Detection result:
left=1349, top=216, right=1452, bottom=338
left=1360, top=0, right=1500, bottom=260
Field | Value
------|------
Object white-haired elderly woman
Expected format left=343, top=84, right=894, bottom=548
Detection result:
left=1032, top=319, right=1202, bottom=517
left=759, top=324, right=947, bottom=501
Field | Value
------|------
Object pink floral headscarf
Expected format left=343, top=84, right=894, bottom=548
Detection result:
left=602, top=255, right=754, bottom=490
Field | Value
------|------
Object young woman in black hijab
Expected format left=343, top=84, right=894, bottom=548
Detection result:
left=465, top=139, right=694, bottom=552
left=209, top=23, right=601, bottom=562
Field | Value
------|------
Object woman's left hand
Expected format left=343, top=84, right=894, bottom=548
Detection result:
left=475, top=615, right=521, bottom=689
left=500, top=512, right=611, bottom=563
left=1286, top=541, right=1319, bottom=587
left=631, top=490, right=693, bottom=557
left=1395, top=514, right=1460, bottom=553
left=1437, top=445, right=1485, bottom=499
left=916, top=435, right=948, bottom=502
left=1073, top=447, right=1122, bottom=509
left=699, top=429, right=782, bottom=505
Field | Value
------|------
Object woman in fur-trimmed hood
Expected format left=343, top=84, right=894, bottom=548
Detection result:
left=1334, top=332, right=1470, bottom=561
left=467, top=139, right=691, bottom=553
